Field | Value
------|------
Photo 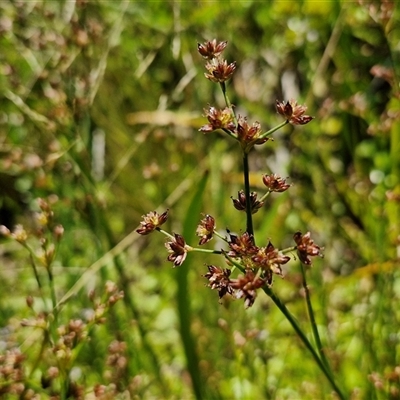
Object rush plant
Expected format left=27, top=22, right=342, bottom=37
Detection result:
left=137, top=39, right=346, bottom=399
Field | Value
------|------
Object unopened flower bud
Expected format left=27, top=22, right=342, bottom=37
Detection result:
left=26, top=295, right=34, bottom=308
left=11, top=225, right=28, bottom=243
left=105, top=280, right=118, bottom=294
left=53, top=224, right=64, bottom=241
left=35, top=212, right=48, bottom=226
left=0, top=225, right=11, bottom=237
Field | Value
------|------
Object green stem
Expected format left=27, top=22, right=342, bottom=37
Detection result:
left=222, top=251, right=246, bottom=273
left=46, top=266, right=58, bottom=325
left=242, top=152, right=254, bottom=238
left=22, top=243, right=42, bottom=290
left=260, top=120, right=288, bottom=139
left=222, top=127, right=239, bottom=141
left=262, top=286, right=346, bottom=400
left=299, top=263, right=332, bottom=371
left=156, top=227, right=175, bottom=239
left=191, top=248, right=222, bottom=255
left=258, top=191, right=271, bottom=204
left=220, top=81, right=238, bottom=124
left=213, top=229, right=229, bottom=243
left=281, top=245, right=297, bottom=254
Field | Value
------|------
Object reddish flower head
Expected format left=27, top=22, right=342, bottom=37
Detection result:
left=230, top=270, right=266, bottom=308
left=203, top=265, right=233, bottom=299
left=199, top=106, right=236, bottom=133
left=227, top=230, right=258, bottom=258
left=232, top=190, right=264, bottom=214
left=293, top=231, right=323, bottom=265
left=136, top=210, right=169, bottom=235
left=196, top=214, right=216, bottom=245
left=252, top=241, right=290, bottom=284
left=276, top=99, right=313, bottom=125
left=236, top=116, right=269, bottom=146
left=165, top=233, right=190, bottom=267
left=204, top=58, right=236, bottom=83
left=262, top=174, right=291, bottom=193
left=197, top=39, right=227, bottom=60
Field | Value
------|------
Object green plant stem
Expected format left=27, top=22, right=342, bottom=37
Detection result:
left=22, top=243, right=42, bottom=290
left=242, top=151, right=254, bottom=238
left=262, top=286, right=345, bottom=400
left=46, top=266, right=58, bottom=324
left=222, top=251, right=245, bottom=273
left=26, top=330, right=48, bottom=382
left=191, top=248, right=222, bottom=255
left=260, top=120, right=288, bottom=139
left=156, top=227, right=175, bottom=239
left=281, top=245, right=297, bottom=254
left=299, top=262, right=331, bottom=371
left=258, top=191, right=271, bottom=203
left=220, top=81, right=237, bottom=120
left=213, top=229, right=229, bottom=243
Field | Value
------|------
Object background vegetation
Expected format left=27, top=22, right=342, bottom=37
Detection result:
left=0, top=0, right=399, bottom=399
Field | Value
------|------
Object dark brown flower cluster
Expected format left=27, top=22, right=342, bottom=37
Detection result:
left=202, top=232, right=290, bottom=307
left=262, top=174, right=291, bottom=192
left=204, top=265, right=268, bottom=308
left=135, top=40, right=322, bottom=309
left=203, top=265, right=232, bottom=299
left=197, top=39, right=227, bottom=59
left=252, top=242, right=290, bottom=282
left=202, top=230, right=322, bottom=307
left=199, top=107, right=272, bottom=151
left=199, top=106, right=236, bottom=134
left=230, top=270, right=267, bottom=308
left=232, top=190, right=264, bottom=214
left=165, top=233, right=191, bottom=267
left=204, top=58, right=237, bottom=83
left=136, top=209, right=169, bottom=235
left=236, top=115, right=270, bottom=147
left=293, top=231, right=323, bottom=265
left=276, top=99, right=313, bottom=125
left=198, top=39, right=236, bottom=83
left=227, top=231, right=258, bottom=258
left=196, top=214, right=216, bottom=245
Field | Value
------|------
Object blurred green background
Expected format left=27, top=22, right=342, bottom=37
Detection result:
left=0, top=0, right=399, bottom=399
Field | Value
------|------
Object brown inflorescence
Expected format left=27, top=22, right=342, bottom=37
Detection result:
left=252, top=242, right=291, bottom=284
left=203, top=265, right=233, bottom=300
left=197, top=39, right=228, bottom=60
left=165, top=233, right=190, bottom=267
left=204, top=57, right=237, bottom=83
left=196, top=214, right=216, bottom=245
left=293, top=231, right=323, bottom=265
left=262, top=174, right=291, bottom=193
left=232, top=190, right=264, bottom=214
left=199, top=106, right=236, bottom=133
left=276, top=99, right=313, bottom=125
left=230, top=270, right=267, bottom=308
left=136, top=209, right=169, bottom=235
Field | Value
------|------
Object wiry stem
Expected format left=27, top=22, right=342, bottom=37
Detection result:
left=299, top=263, right=332, bottom=372
left=242, top=151, right=254, bottom=238
left=220, top=81, right=237, bottom=124
left=262, top=286, right=346, bottom=400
